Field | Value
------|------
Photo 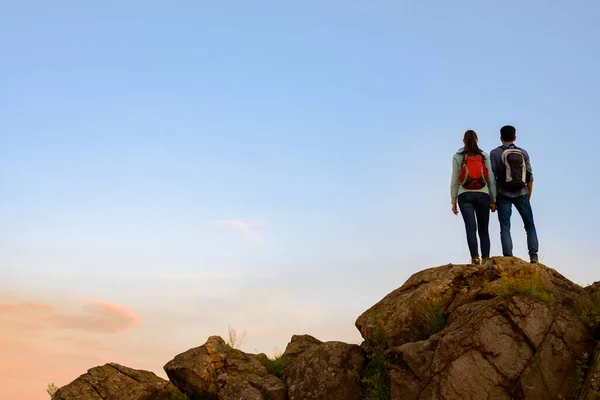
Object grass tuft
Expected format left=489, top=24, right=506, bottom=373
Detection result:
left=494, top=273, right=555, bottom=307
left=418, top=300, right=447, bottom=337
left=225, top=325, right=247, bottom=349
left=46, top=383, right=59, bottom=398
left=571, top=290, right=600, bottom=330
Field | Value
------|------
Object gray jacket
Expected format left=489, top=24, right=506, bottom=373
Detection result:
left=450, top=148, right=497, bottom=205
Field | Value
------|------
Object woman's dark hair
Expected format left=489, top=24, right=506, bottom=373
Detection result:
left=462, top=130, right=484, bottom=157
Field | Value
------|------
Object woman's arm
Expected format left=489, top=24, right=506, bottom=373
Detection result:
left=450, top=156, right=460, bottom=205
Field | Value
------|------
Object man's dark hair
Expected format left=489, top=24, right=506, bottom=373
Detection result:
left=500, top=125, right=516, bottom=142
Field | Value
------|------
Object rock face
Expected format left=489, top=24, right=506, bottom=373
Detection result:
left=52, top=363, right=182, bottom=400
left=355, top=257, right=588, bottom=349
left=386, top=296, right=592, bottom=399
left=286, top=341, right=366, bottom=400
left=163, top=335, right=286, bottom=400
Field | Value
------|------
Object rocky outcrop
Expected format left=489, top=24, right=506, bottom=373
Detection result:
left=386, top=296, right=592, bottom=399
left=163, top=335, right=286, bottom=400
left=51, top=257, right=600, bottom=400
left=286, top=341, right=365, bottom=400
left=52, top=363, right=182, bottom=400
left=355, top=257, right=588, bottom=349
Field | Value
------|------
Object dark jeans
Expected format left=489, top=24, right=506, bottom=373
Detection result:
left=496, top=194, right=539, bottom=257
left=458, top=192, right=491, bottom=259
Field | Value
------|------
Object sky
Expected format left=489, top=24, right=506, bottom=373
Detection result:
left=1, top=1, right=599, bottom=398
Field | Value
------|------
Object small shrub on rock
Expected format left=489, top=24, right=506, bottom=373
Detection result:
left=361, top=316, right=391, bottom=400
left=265, top=354, right=288, bottom=379
left=572, top=290, right=600, bottom=331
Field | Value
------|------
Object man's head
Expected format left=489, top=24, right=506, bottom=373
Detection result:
left=500, top=125, right=516, bottom=143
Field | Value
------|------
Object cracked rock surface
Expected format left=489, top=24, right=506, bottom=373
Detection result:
left=164, top=335, right=286, bottom=400
left=387, top=296, right=592, bottom=399
left=355, top=256, right=588, bottom=349
left=52, top=363, right=182, bottom=400
left=355, top=256, right=597, bottom=400
left=286, top=341, right=366, bottom=400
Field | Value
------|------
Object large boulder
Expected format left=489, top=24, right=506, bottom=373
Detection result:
left=163, top=335, right=285, bottom=400
left=356, top=257, right=588, bottom=349
left=52, top=363, right=182, bottom=400
left=386, top=296, right=593, bottom=399
left=285, top=341, right=365, bottom=400
left=280, top=334, right=322, bottom=364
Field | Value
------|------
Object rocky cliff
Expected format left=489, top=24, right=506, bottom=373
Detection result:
left=52, top=257, right=600, bottom=400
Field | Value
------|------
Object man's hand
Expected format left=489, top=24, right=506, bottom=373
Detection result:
left=490, top=202, right=497, bottom=212
left=452, top=204, right=459, bottom=215
left=528, top=182, right=533, bottom=201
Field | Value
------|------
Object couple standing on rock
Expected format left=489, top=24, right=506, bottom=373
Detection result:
left=450, top=125, right=539, bottom=265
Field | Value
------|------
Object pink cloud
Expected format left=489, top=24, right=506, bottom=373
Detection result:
left=0, top=301, right=139, bottom=334
left=0, top=298, right=155, bottom=400
left=53, top=302, right=140, bottom=333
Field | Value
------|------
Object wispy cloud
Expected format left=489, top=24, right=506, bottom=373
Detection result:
left=0, top=301, right=140, bottom=334
left=55, top=302, right=140, bottom=334
left=212, top=219, right=266, bottom=244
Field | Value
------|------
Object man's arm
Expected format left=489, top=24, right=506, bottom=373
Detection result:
left=524, top=149, right=534, bottom=200
left=485, top=154, right=497, bottom=212
left=489, top=148, right=499, bottom=179
left=485, top=155, right=497, bottom=202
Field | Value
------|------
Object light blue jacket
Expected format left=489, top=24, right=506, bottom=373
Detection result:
left=450, top=148, right=497, bottom=204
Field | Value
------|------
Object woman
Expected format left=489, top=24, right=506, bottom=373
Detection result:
left=450, top=130, right=497, bottom=265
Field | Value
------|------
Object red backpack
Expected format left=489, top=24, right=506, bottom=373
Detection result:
left=459, top=153, right=489, bottom=190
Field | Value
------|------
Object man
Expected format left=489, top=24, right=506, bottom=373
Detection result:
left=490, top=125, right=539, bottom=263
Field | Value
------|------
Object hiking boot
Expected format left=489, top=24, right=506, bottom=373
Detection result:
left=530, top=255, right=539, bottom=264
left=471, top=257, right=481, bottom=265
left=482, top=257, right=492, bottom=265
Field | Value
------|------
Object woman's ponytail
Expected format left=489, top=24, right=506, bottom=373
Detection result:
left=463, top=130, right=484, bottom=157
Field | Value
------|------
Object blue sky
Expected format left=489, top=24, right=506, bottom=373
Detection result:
left=1, top=1, right=599, bottom=398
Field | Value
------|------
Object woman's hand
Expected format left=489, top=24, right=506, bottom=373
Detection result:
left=490, top=202, right=497, bottom=212
left=451, top=204, right=459, bottom=215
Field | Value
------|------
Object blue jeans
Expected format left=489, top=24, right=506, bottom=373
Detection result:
left=496, top=194, right=539, bottom=257
left=458, top=192, right=491, bottom=259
